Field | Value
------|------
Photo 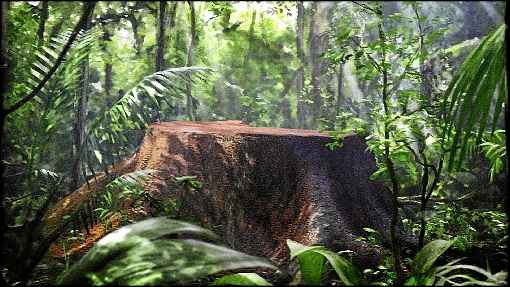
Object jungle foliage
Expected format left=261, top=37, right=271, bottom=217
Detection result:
left=0, top=1, right=507, bottom=286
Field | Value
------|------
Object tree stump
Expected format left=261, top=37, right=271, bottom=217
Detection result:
left=46, top=120, right=397, bottom=267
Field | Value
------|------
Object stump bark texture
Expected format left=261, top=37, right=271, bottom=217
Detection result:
left=46, top=120, right=396, bottom=266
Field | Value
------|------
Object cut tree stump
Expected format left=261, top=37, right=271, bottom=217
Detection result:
left=45, top=120, right=400, bottom=267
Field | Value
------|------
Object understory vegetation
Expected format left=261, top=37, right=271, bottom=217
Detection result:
left=0, top=1, right=507, bottom=286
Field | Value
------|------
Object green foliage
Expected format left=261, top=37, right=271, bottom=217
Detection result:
left=58, top=217, right=276, bottom=285
left=480, top=130, right=507, bottom=183
left=411, top=240, right=452, bottom=275
left=286, top=239, right=506, bottom=286
left=426, top=203, right=508, bottom=251
left=287, top=239, right=363, bottom=285
left=355, top=227, right=383, bottom=248
left=444, top=24, right=507, bottom=170
left=94, top=169, right=156, bottom=228
left=89, top=67, right=213, bottom=158
left=212, top=273, right=272, bottom=286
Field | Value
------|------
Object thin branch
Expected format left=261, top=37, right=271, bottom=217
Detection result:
left=351, top=1, right=380, bottom=15
left=3, top=2, right=97, bottom=116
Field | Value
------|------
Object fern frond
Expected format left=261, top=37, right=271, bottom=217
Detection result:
left=89, top=67, right=212, bottom=148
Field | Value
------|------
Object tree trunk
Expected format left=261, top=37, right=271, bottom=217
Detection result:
left=378, top=15, right=403, bottom=284
left=156, top=1, right=167, bottom=72
left=71, top=7, right=94, bottom=191
left=168, top=1, right=178, bottom=27
left=280, top=69, right=298, bottom=128
left=101, top=29, right=113, bottom=108
left=239, top=9, right=257, bottom=123
left=0, top=3, right=9, bottom=283
left=37, top=1, right=49, bottom=47
left=296, top=1, right=306, bottom=128
left=185, top=1, right=197, bottom=121
left=127, top=11, right=144, bottom=56
left=308, top=2, right=322, bottom=127
left=413, top=4, right=433, bottom=105
left=336, top=63, right=343, bottom=117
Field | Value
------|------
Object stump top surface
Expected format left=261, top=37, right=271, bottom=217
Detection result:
left=154, top=120, right=331, bottom=138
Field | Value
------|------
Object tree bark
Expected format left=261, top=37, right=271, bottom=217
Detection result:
left=308, top=2, right=322, bottom=126
left=296, top=1, right=306, bottom=128
left=156, top=1, right=167, bottom=72
left=101, top=29, right=113, bottom=108
left=127, top=10, right=144, bottom=56
left=168, top=1, right=178, bottom=28
left=185, top=1, right=197, bottom=121
left=0, top=3, right=9, bottom=283
left=71, top=6, right=94, bottom=191
left=280, top=69, right=298, bottom=128
left=239, top=9, right=257, bottom=123
left=413, top=4, right=433, bottom=105
left=336, top=63, right=343, bottom=117
left=37, top=1, right=49, bottom=47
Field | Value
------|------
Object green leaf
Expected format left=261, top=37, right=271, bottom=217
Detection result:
left=286, top=240, right=362, bottom=285
left=444, top=24, right=506, bottom=170
left=411, top=240, right=452, bottom=275
left=58, top=218, right=275, bottom=285
left=93, top=150, right=103, bottom=164
left=212, top=273, right=272, bottom=286
left=313, top=249, right=363, bottom=286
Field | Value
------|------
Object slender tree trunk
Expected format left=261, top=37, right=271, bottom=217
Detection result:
left=155, top=1, right=168, bottom=121
left=37, top=1, right=49, bottom=47
left=127, top=11, right=144, bottom=56
left=101, top=29, right=113, bottom=108
left=156, top=1, right=167, bottom=72
left=280, top=69, right=298, bottom=128
left=336, top=63, right=343, bottom=117
left=413, top=4, right=433, bottom=249
left=239, top=9, right=257, bottom=123
left=0, top=3, right=9, bottom=283
left=308, top=2, right=322, bottom=127
left=296, top=1, right=306, bottom=128
left=168, top=1, right=178, bottom=28
left=185, top=1, right=197, bottom=121
left=71, top=7, right=94, bottom=191
left=413, top=4, right=433, bottom=105
left=378, top=16, right=403, bottom=284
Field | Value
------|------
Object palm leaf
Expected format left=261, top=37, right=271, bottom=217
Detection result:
left=443, top=24, right=507, bottom=170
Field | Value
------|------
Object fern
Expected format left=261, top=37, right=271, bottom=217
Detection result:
left=26, top=28, right=100, bottom=106
left=84, top=67, right=212, bottom=172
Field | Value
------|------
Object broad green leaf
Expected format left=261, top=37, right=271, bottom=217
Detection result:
left=58, top=218, right=275, bottom=285
left=411, top=240, right=452, bottom=274
left=212, top=273, right=272, bottom=286
left=313, top=249, right=363, bottom=286
left=286, top=240, right=362, bottom=286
